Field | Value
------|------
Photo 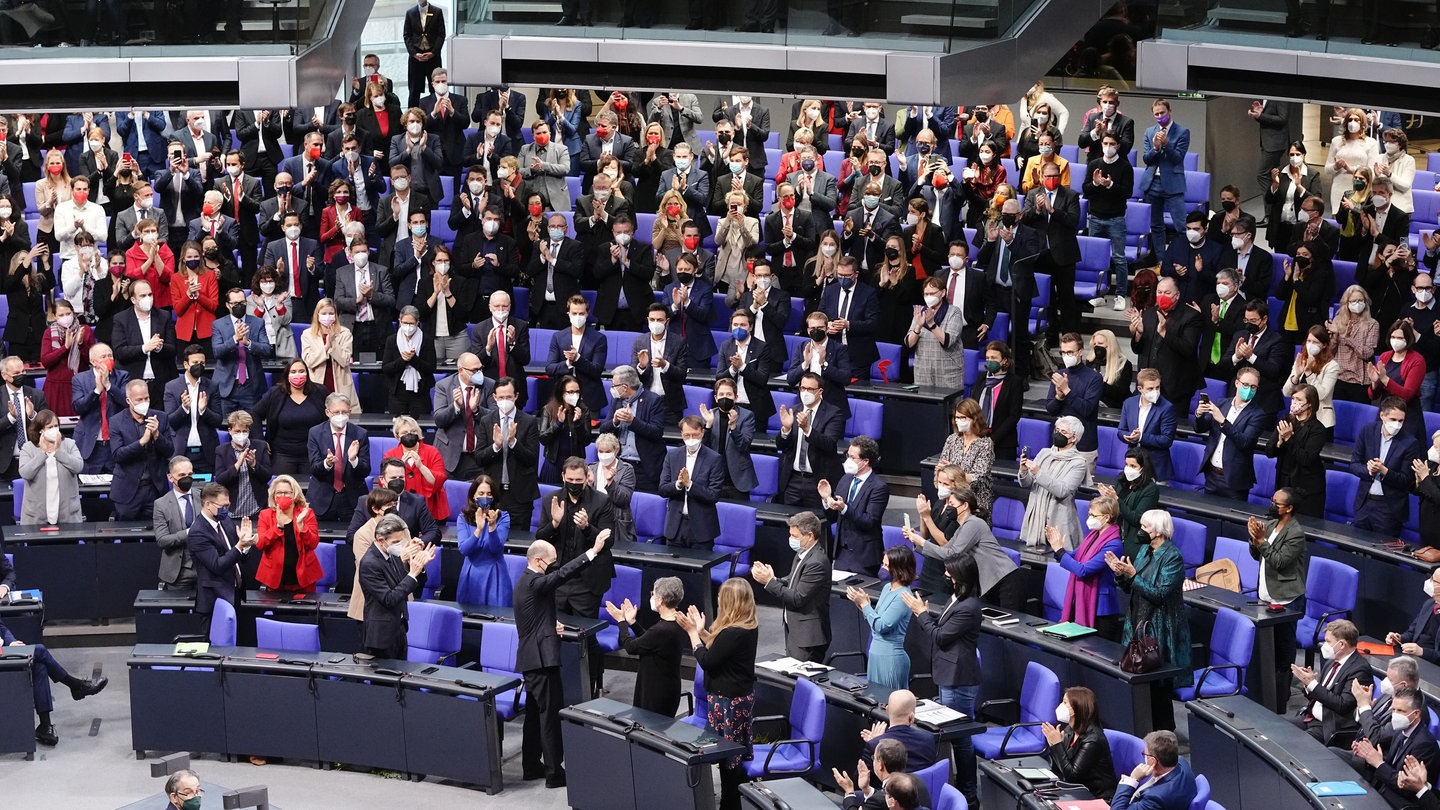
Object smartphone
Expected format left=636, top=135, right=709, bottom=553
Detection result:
left=420, top=665, right=439, bottom=675
left=903, top=513, right=912, bottom=532
left=328, top=654, right=347, bottom=663
left=256, top=652, right=279, bottom=660
left=122, top=153, right=133, bottom=164
left=1198, top=393, right=1210, bottom=406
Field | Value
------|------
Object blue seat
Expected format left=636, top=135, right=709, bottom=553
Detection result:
left=437, top=175, right=455, bottom=208
left=767, top=391, right=799, bottom=432
left=871, top=342, right=903, bottom=383
left=1123, top=202, right=1153, bottom=256
left=368, top=436, right=399, bottom=472
left=1171, top=517, right=1207, bottom=572
left=915, top=759, right=951, bottom=807
left=1191, top=775, right=1211, bottom=810
left=973, top=661, right=1060, bottom=758
left=989, top=312, right=1009, bottom=343
left=596, top=565, right=643, bottom=652
left=478, top=621, right=525, bottom=719
left=780, top=334, right=807, bottom=372
left=683, top=384, right=713, bottom=417
left=313, top=543, right=336, bottom=593
left=991, top=496, right=1025, bottom=541
left=531, top=483, right=558, bottom=532
left=209, top=599, right=237, bottom=646
left=1175, top=607, right=1254, bottom=700
left=963, top=348, right=981, bottom=393
left=1247, top=454, right=1277, bottom=508
left=751, top=454, right=779, bottom=503
left=406, top=601, right=463, bottom=665
left=1016, top=418, right=1051, bottom=461
left=504, top=554, right=528, bottom=587
left=1029, top=272, right=1051, bottom=337
left=443, top=479, right=470, bottom=524
left=1188, top=378, right=1229, bottom=416
left=1104, top=729, right=1146, bottom=782
left=743, top=676, right=826, bottom=778
left=631, top=491, right=666, bottom=542
left=1075, top=235, right=1113, bottom=300
left=565, top=176, right=582, bottom=205
left=1324, top=469, right=1359, bottom=523
left=254, top=617, right=321, bottom=652
left=715, top=502, right=758, bottom=582
left=1041, top=562, right=1067, bottom=622
left=879, top=525, right=921, bottom=583
left=1095, top=425, right=1125, bottom=479
left=606, top=330, right=641, bottom=368
left=1183, top=171, right=1211, bottom=207
left=846, top=399, right=882, bottom=441
left=1332, top=260, right=1357, bottom=298
left=1414, top=190, right=1440, bottom=235
left=682, top=662, right=708, bottom=728
left=1169, top=441, right=1207, bottom=491
left=1209, top=537, right=1259, bottom=593
left=934, top=784, right=968, bottom=810
left=1296, top=557, right=1359, bottom=666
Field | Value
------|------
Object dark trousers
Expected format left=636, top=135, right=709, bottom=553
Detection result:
left=535, top=300, right=567, bottom=329
left=1272, top=594, right=1305, bottom=712
left=665, top=514, right=714, bottom=550
left=1204, top=468, right=1249, bottom=501
left=28, top=644, right=75, bottom=713
left=181, top=444, right=214, bottom=475
left=81, top=440, right=113, bottom=473
left=352, top=320, right=383, bottom=355
left=406, top=57, right=435, bottom=109
left=1355, top=497, right=1404, bottom=538
left=389, top=390, right=431, bottom=417
left=366, top=639, right=406, bottom=660
left=522, top=666, right=565, bottom=777
left=605, top=306, right=645, bottom=333
left=217, top=385, right=262, bottom=422
left=991, top=284, right=1033, bottom=376
left=1044, top=259, right=1080, bottom=340
left=983, top=568, right=1027, bottom=612
left=780, top=470, right=824, bottom=510
left=788, top=639, right=828, bottom=664
left=555, top=580, right=604, bottom=689
left=450, top=454, right=482, bottom=481
left=560, top=0, right=593, bottom=23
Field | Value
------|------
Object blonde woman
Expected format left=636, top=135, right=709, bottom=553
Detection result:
left=676, top=578, right=758, bottom=810
left=1019, top=80, right=1070, bottom=135
left=300, top=297, right=360, bottom=411
left=382, top=414, right=449, bottom=521
left=786, top=99, right=828, bottom=155
left=801, top=228, right=842, bottom=310
left=1325, top=107, right=1380, bottom=215
left=775, top=125, right=816, bottom=185
left=1326, top=284, right=1379, bottom=402
left=1336, top=165, right=1375, bottom=262
left=33, top=149, right=72, bottom=255
left=653, top=189, right=690, bottom=253
left=1087, top=328, right=1134, bottom=408
left=715, top=189, right=759, bottom=295
left=255, top=474, right=320, bottom=594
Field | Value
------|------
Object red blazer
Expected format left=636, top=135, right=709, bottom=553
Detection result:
left=1370, top=349, right=1426, bottom=404
left=172, top=270, right=219, bottom=340
left=383, top=442, right=451, bottom=521
left=319, top=205, right=357, bottom=264
left=255, top=506, right=322, bottom=591
left=123, top=243, right=176, bottom=308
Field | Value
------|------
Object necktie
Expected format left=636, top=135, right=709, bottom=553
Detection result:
left=12, top=392, right=22, bottom=449
left=496, top=325, right=508, bottom=377
left=290, top=242, right=300, bottom=297
left=233, top=179, right=241, bottom=218
left=849, top=476, right=861, bottom=502
left=236, top=320, right=248, bottom=385
left=99, top=386, right=109, bottom=441
left=463, top=387, right=475, bottom=452
left=500, top=417, right=511, bottom=486
left=333, top=431, right=345, bottom=491
left=947, top=271, right=959, bottom=305
left=796, top=410, right=812, bottom=473
left=1211, top=299, right=1229, bottom=364
left=997, top=240, right=1011, bottom=287
left=182, top=494, right=193, bottom=527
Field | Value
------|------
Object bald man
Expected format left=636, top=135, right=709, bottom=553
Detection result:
left=186, top=189, right=240, bottom=257
left=470, top=290, right=531, bottom=407
left=432, top=351, right=494, bottom=480
left=514, top=530, right=610, bottom=789
left=860, top=689, right=938, bottom=770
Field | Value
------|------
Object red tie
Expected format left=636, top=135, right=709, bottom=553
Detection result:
left=496, top=325, right=507, bottom=378
left=290, top=242, right=300, bottom=297
left=333, top=432, right=345, bottom=491
left=463, top=387, right=476, bottom=453
left=783, top=215, right=794, bottom=267
left=233, top=179, right=241, bottom=218
left=947, top=271, right=960, bottom=305
left=99, top=387, right=109, bottom=441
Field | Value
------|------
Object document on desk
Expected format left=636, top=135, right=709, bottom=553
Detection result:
left=914, top=699, right=967, bottom=725
left=758, top=657, right=833, bottom=677
left=173, top=642, right=210, bottom=655
left=79, top=474, right=113, bottom=486
left=831, top=569, right=858, bottom=582
left=1057, top=800, right=1109, bottom=810
left=1306, top=781, right=1367, bottom=797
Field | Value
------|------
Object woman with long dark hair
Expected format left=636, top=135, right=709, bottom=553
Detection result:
left=538, top=375, right=593, bottom=484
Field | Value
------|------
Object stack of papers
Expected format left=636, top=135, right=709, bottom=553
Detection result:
left=79, top=474, right=113, bottom=486
left=831, top=569, right=859, bottom=582
left=914, top=699, right=967, bottom=724
left=757, top=657, right=833, bottom=677
left=1016, top=767, right=1057, bottom=781
left=173, top=642, right=210, bottom=655
left=1306, top=782, right=1367, bottom=797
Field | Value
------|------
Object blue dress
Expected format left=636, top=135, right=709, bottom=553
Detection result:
left=863, top=585, right=914, bottom=692
left=456, top=513, right=513, bottom=606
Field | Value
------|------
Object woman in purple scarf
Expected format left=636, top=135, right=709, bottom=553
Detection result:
left=1044, top=494, right=1124, bottom=641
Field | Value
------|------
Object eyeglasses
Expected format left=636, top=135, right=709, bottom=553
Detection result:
left=173, top=788, right=204, bottom=799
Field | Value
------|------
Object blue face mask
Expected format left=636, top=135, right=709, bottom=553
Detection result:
left=917, top=142, right=932, bottom=155
left=410, top=224, right=427, bottom=237
left=476, top=496, right=493, bottom=509
left=731, top=327, right=749, bottom=342
left=788, top=536, right=803, bottom=553
left=216, top=507, right=231, bottom=521
left=838, top=277, right=855, bottom=291
left=1238, top=385, right=1256, bottom=403
left=728, top=161, right=744, bottom=174
left=800, top=159, right=816, bottom=172
left=673, top=157, right=690, bottom=171
left=548, top=227, right=566, bottom=241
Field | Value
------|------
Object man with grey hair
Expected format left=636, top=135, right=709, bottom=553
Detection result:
left=0, top=355, right=45, bottom=481
left=306, top=391, right=370, bottom=521
left=471, top=290, right=532, bottom=408
left=605, top=363, right=666, bottom=492
left=753, top=510, right=832, bottom=662
left=164, top=769, right=202, bottom=809
left=358, top=513, right=436, bottom=659
left=1200, top=268, right=1245, bottom=379
left=977, top=195, right=1043, bottom=376
left=1111, top=730, right=1196, bottom=810
left=154, top=456, right=198, bottom=589
left=112, top=378, right=175, bottom=520
left=1341, top=655, right=1422, bottom=769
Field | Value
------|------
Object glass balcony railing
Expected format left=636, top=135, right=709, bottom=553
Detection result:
left=1157, top=0, right=1440, bottom=62
left=456, top=0, right=1045, bottom=55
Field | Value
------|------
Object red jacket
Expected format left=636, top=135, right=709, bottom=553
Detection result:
left=383, top=442, right=450, bottom=521
left=255, top=506, right=322, bottom=591
left=123, top=242, right=176, bottom=309
left=172, top=270, right=219, bottom=340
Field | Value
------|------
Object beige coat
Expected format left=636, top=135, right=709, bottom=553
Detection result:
left=300, top=325, right=361, bottom=412
left=346, top=516, right=420, bottom=620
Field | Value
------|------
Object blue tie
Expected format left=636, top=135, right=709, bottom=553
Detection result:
left=182, top=494, right=193, bottom=527
left=849, top=477, right=861, bottom=502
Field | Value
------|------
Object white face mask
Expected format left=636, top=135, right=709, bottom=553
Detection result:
left=865, top=108, right=880, bottom=121
left=799, top=390, right=817, bottom=407
left=649, top=594, right=662, bottom=612
left=1231, top=236, right=1246, bottom=251
left=1306, top=342, right=1322, bottom=357
left=469, top=181, right=486, bottom=196
left=285, top=226, right=302, bottom=241
left=483, top=220, right=500, bottom=236
left=1216, top=283, right=1231, bottom=299
left=1055, top=703, right=1072, bottom=725
left=434, top=82, right=448, bottom=95
left=485, top=125, right=501, bottom=139
left=1142, top=389, right=1160, bottom=404
left=434, top=262, right=449, bottom=275
left=1374, top=194, right=1389, bottom=208
left=683, top=437, right=702, bottom=451
left=948, top=256, right=966, bottom=270
left=1419, top=290, right=1434, bottom=304
left=936, top=485, right=952, bottom=500
left=42, top=427, right=60, bottom=443
left=614, top=232, right=631, bottom=246
left=132, top=401, right=150, bottom=416
left=906, top=213, right=920, bottom=226
left=393, top=177, right=410, bottom=191
left=408, top=122, right=424, bottom=136
left=1431, top=447, right=1440, bottom=465
left=923, top=294, right=941, bottom=308
left=1185, top=229, right=1203, bottom=246
left=231, top=432, right=249, bottom=447
left=492, top=309, right=509, bottom=322
left=1102, top=145, right=1118, bottom=160
left=1321, top=641, right=1336, bottom=659
left=1061, top=353, right=1079, bottom=368
left=1384, top=419, right=1404, bottom=436
left=648, top=321, right=666, bottom=336
left=142, top=233, right=158, bottom=245
left=570, top=314, right=588, bottom=330
left=820, top=244, right=837, bottom=258
left=1349, top=300, right=1366, bottom=314
left=57, top=314, right=75, bottom=329
left=563, top=393, right=580, bottom=407
left=1382, top=676, right=1397, bottom=695
left=955, top=418, right=971, bottom=434
left=842, top=458, right=860, bottom=475
left=1391, top=339, right=1409, bottom=354
left=0, top=207, right=10, bottom=220
left=352, top=252, right=368, bottom=269
left=343, top=150, right=359, bottom=164
left=1297, top=209, right=1312, bottom=224
left=598, top=450, right=616, bottom=464
left=1290, top=154, right=1305, bottom=167
left=497, top=168, right=511, bottom=180
left=1386, top=141, right=1401, bottom=155
left=137, top=296, right=154, bottom=313
left=755, top=277, right=773, bottom=290
left=260, top=282, right=276, bottom=295
left=1123, top=466, right=1141, bottom=482
left=1035, top=114, right=1049, bottom=125
left=400, top=323, right=418, bottom=338
left=89, top=139, right=103, bottom=152
left=226, top=165, right=242, bottom=178
left=330, top=413, right=349, bottom=430
left=979, top=152, right=993, bottom=165
left=1425, top=578, right=1437, bottom=598
left=1347, top=120, right=1362, bottom=134
left=1085, top=516, right=1103, bottom=532
left=496, top=398, right=516, bottom=415
left=1393, top=711, right=1415, bottom=732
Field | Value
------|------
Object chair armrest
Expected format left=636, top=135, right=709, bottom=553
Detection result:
left=682, top=690, right=695, bottom=717
left=1312, top=607, right=1352, bottom=645
left=760, top=737, right=817, bottom=776
left=172, top=633, right=206, bottom=644
left=999, top=721, right=1047, bottom=757
left=457, top=661, right=477, bottom=670
left=752, top=713, right=791, bottom=739
left=1193, top=663, right=1244, bottom=697
left=726, top=551, right=740, bottom=580
left=979, top=697, right=1018, bottom=724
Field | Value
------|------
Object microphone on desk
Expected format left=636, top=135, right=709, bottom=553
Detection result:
left=751, top=784, right=794, bottom=810
left=1194, top=698, right=1235, bottom=719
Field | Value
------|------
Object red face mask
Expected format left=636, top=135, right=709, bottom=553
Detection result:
left=288, top=372, right=308, bottom=388
left=595, top=126, right=610, bottom=139
left=613, top=98, right=628, bottom=111
left=665, top=204, right=682, bottom=217
left=47, top=164, right=62, bottom=175
left=932, top=173, right=949, bottom=189
left=274, top=495, right=294, bottom=511
left=72, top=191, right=89, bottom=206
left=535, top=132, right=550, bottom=146
left=103, top=358, right=115, bottom=372
left=528, top=202, right=544, bottom=217
left=308, top=146, right=322, bottom=161
left=745, top=259, right=755, bottom=273
left=202, top=202, right=216, bottom=217
left=646, top=134, right=661, bottom=145
left=1042, top=177, right=1060, bottom=191
left=780, top=197, right=795, bottom=210
left=683, top=236, right=701, bottom=251
left=1156, top=292, right=1177, bottom=311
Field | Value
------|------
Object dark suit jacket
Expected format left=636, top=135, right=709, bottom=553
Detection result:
left=111, top=409, right=174, bottom=511
left=534, top=486, right=616, bottom=595
left=1110, top=757, right=1197, bottom=810
left=357, top=543, right=420, bottom=653
left=421, top=93, right=472, bottom=170
left=0, top=385, right=46, bottom=473
left=660, top=445, right=724, bottom=544
left=913, top=593, right=981, bottom=688
left=1077, top=110, right=1136, bottom=163
left=187, top=515, right=245, bottom=614
left=862, top=723, right=939, bottom=770
left=470, top=317, right=531, bottom=396
left=717, top=338, right=774, bottom=428
left=153, top=169, right=206, bottom=227
left=526, top=238, right=585, bottom=319
left=1117, top=394, right=1177, bottom=482
left=262, top=236, right=323, bottom=302
left=232, top=110, right=284, bottom=172
left=70, top=368, right=130, bottom=458
left=345, top=490, right=442, bottom=546
left=1350, top=423, right=1420, bottom=520
left=663, top=277, right=719, bottom=363
left=1220, top=246, right=1275, bottom=302
left=214, top=439, right=273, bottom=509
left=607, top=390, right=667, bottom=481
left=403, top=2, right=446, bottom=58
left=764, top=208, right=818, bottom=283
left=1219, top=328, right=1291, bottom=418
left=975, top=225, right=1045, bottom=328
left=786, top=337, right=852, bottom=419
left=1022, top=185, right=1082, bottom=266
left=112, top=308, right=178, bottom=387
left=633, top=331, right=691, bottom=418
left=1198, top=293, right=1247, bottom=373
left=473, top=88, right=528, bottom=141
left=476, top=409, right=541, bottom=507
left=731, top=287, right=791, bottom=367
left=593, top=238, right=656, bottom=327
left=763, top=544, right=833, bottom=653
left=704, top=406, right=758, bottom=492
left=1371, top=722, right=1440, bottom=808
left=818, top=280, right=881, bottom=373
left=163, top=377, right=221, bottom=460
left=775, top=400, right=846, bottom=495
left=514, top=551, right=593, bottom=672
left=934, top=265, right=989, bottom=348
left=545, top=327, right=608, bottom=413
left=1400, top=602, right=1440, bottom=665
left=452, top=230, right=519, bottom=300
left=381, top=331, right=437, bottom=400
left=829, top=472, right=890, bottom=575
left=579, top=134, right=638, bottom=181
left=211, top=315, right=273, bottom=399
left=1043, top=363, right=1104, bottom=453
left=306, top=422, right=372, bottom=518
left=1197, top=399, right=1267, bottom=493
left=1131, top=305, right=1203, bottom=409
left=840, top=207, right=900, bottom=276
left=1303, top=652, right=1375, bottom=743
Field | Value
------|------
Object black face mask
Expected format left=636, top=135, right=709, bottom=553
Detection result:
left=717, top=133, right=732, bottom=145
left=204, top=248, right=220, bottom=260
left=343, top=115, right=356, bottom=126
left=808, top=327, right=827, bottom=342
left=400, top=434, right=420, bottom=448
left=1051, top=430, right=1069, bottom=448
left=1000, top=213, right=1018, bottom=228
left=386, top=478, right=406, bottom=494
left=188, top=362, right=205, bottom=379
left=884, top=247, right=901, bottom=260
left=184, top=258, right=201, bottom=270
left=676, top=272, right=694, bottom=285
left=175, top=475, right=194, bottom=493
left=1295, top=255, right=1311, bottom=269
left=565, top=481, right=586, bottom=498
left=274, top=185, right=292, bottom=195
left=1245, top=322, right=1261, bottom=335
left=1266, top=505, right=1283, bottom=519
left=715, top=397, right=735, bottom=411
left=1221, top=199, right=1237, bottom=212
left=229, top=302, right=246, bottom=318
left=868, top=165, right=883, bottom=177
left=1092, top=346, right=1107, bottom=364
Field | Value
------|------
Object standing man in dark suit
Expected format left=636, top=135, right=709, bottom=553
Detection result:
left=846, top=103, right=896, bottom=155
left=730, top=259, right=791, bottom=369
left=823, top=436, right=889, bottom=576
left=659, top=417, right=725, bottom=550
left=788, top=311, right=854, bottom=419
left=752, top=510, right=832, bottom=662
left=431, top=353, right=493, bottom=481
left=232, top=109, right=283, bottom=201
left=1351, top=398, right=1420, bottom=538
left=211, top=288, right=272, bottom=418
left=545, top=295, right=608, bottom=413
left=1218, top=299, right=1291, bottom=422
left=1118, top=369, right=1178, bottom=483
left=765, top=183, right=818, bottom=291
left=605, top=365, right=667, bottom=493
left=703, top=378, right=758, bottom=500
left=716, top=309, right=774, bottom=431
left=777, top=372, right=847, bottom=509
left=712, top=96, right=771, bottom=177
left=977, top=198, right=1044, bottom=377
left=477, top=377, right=540, bottom=535
left=156, top=143, right=207, bottom=257
left=470, top=291, right=531, bottom=407
left=592, top=213, right=654, bottom=333
left=1292, top=619, right=1373, bottom=743
left=473, top=86, right=528, bottom=143
left=663, top=253, right=718, bottom=368
left=1076, top=87, right=1136, bottom=164
left=402, top=0, right=445, bottom=108
left=186, top=482, right=256, bottom=617
left=71, top=343, right=127, bottom=474
left=1347, top=656, right=1422, bottom=754
left=1196, top=366, right=1267, bottom=500
left=420, top=68, right=470, bottom=176
left=1129, top=277, right=1204, bottom=410
left=707, top=145, right=764, bottom=219
left=0, top=357, right=46, bottom=481
left=514, top=529, right=610, bottom=789
left=278, top=132, right=336, bottom=240
left=1199, top=270, right=1247, bottom=380
left=1141, top=99, right=1191, bottom=253
left=305, top=393, right=371, bottom=522
left=1386, top=571, right=1440, bottom=664
left=262, top=211, right=322, bottom=323
left=634, top=304, right=691, bottom=424
left=111, top=379, right=175, bottom=520
left=1045, top=332, right=1105, bottom=476
left=578, top=111, right=637, bottom=189
left=153, top=457, right=199, bottom=590
left=528, top=216, right=585, bottom=329
left=358, top=513, right=437, bottom=658
left=1250, top=99, right=1292, bottom=196
left=936, top=242, right=988, bottom=349
left=1024, top=162, right=1083, bottom=341
left=1352, top=686, right=1440, bottom=809
left=163, top=345, right=221, bottom=475
left=1219, top=215, right=1274, bottom=302
left=534, top=458, right=616, bottom=699
left=111, top=280, right=177, bottom=406
left=818, top=257, right=881, bottom=377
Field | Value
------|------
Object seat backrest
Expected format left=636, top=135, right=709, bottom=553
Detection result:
left=314, top=542, right=336, bottom=591
left=1041, top=563, right=1068, bottom=622
left=689, top=662, right=708, bottom=722
left=769, top=390, right=799, bottom=432
left=715, top=502, right=758, bottom=570
left=1307, top=557, right=1359, bottom=621
left=915, top=759, right=951, bottom=806
left=963, top=348, right=981, bottom=393
left=1019, top=661, right=1060, bottom=725
left=443, top=479, right=470, bottom=524
left=751, top=454, right=779, bottom=502
left=1169, top=442, right=1207, bottom=490
left=1246, top=455, right=1277, bottom=507
left=991, top=496, right=1026, bottom=541
left=846, top=399, right=882, bottom=442
left=1210, top=536, right=1259, bottom=593
left=1104, top=729, right=1146, bottom=780
left=368, top=436, right=399, bottom=472
left=600, top=565, right=644, bottom=621
left=1191, top=773, right=1211, bottom=810
left=935, top=784, right=967, bottom=810
left=1324, top=469, right=1360, bottom=523
left=631, top=491, right=666, bottom=542
left=790, top=677, right=827, bottom=762
left=1170, top=517, right=1207, bottom=571
left=504, top=554, right=528, bottom=587
left=1211, top=608, right=1256, bottom=677
left=683, top=384, right=713, bottom=417
left=1016, top=418, right=1051, bottom=461
left=532, top=483, right=559, bottom=531
left=406, top=601, right=463, bottom=664
left=1332, top=401, right=1378, bottom=446
left=1095, top=425, right=1125, bottom=478
left=478, top=621, right=519, bottom=674
left=871, top=342, right=903, bottom=384
left=210, top=599, right=237, bottom=646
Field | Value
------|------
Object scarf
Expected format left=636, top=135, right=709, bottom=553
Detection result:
left=1062, top=523, right=1120, bottom=626
left=399, top=327, right=423, bottom=392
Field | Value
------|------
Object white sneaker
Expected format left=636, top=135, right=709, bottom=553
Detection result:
left=1112, top=296, right=1127, bottom=311
left=1088, top=296, right=1106, bottom=308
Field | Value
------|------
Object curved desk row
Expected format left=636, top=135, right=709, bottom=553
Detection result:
left=126, top=644, right=519, bottom=793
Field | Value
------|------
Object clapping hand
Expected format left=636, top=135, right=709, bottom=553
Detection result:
left=859, top=720, right=887, bottom=742
left=1041, top=721, right=1065, bottom=745
left=899, top=589, right=928, bottom=616
left=751, top=561, right=774, bottom=585
left=1043, top=524, right=1066, bottom=552
left=846, top=584, right=871, bottom=610
left=1352, top=737, right=1385, bottom=768
left=1401, top=756, right=1430, bottom=793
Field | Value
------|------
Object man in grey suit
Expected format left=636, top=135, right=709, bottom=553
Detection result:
left=648, top=92, right=704, bottom=154
left=431, top=353, right=494, bottom=481
left=517, top=120, right=573, bottom=213
left=789, top=143, right=839, bottom=221
left=334, top=238, right=394, bottom=355
left=111, top=183, right=168, bottom=254
left=752, top=510, right=832, bottom=663
left=702, top=378, right=757, bottom=500
left=153, top=456, right=198, bottom=590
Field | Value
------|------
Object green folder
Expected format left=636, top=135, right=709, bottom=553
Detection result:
left=1038, top=622, right=1098, bottom=640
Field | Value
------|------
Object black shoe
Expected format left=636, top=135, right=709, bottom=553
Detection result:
left=35, top=723, right=57, bottom=746
left=619, top=16, right=634, bottom=26
left=70, top=676, right=108, bottom=702
left=737, top=22, right=758, bottom=32
left=1316, top=33, right=1327, bottom=40
left=545, top=770, right=568, bottom=788
left=556, top=15, right=575, bottom=25
left=1424, top=30, right=1439, bottom=49
left=523, top=768, right=546, bottom=781
left=225, top=29, right=244, bottom=44
left=686, top=20, right=703, bottom=29
left=822, top=23, right=842, bottom=35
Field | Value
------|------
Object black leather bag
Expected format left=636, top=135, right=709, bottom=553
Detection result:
left=1119, top=620, right=1163, bottom=674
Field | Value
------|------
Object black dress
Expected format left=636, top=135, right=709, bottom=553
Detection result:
left=280, top=522, right=299, bottom=589
left=617, top=617, right=687, bottom=716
